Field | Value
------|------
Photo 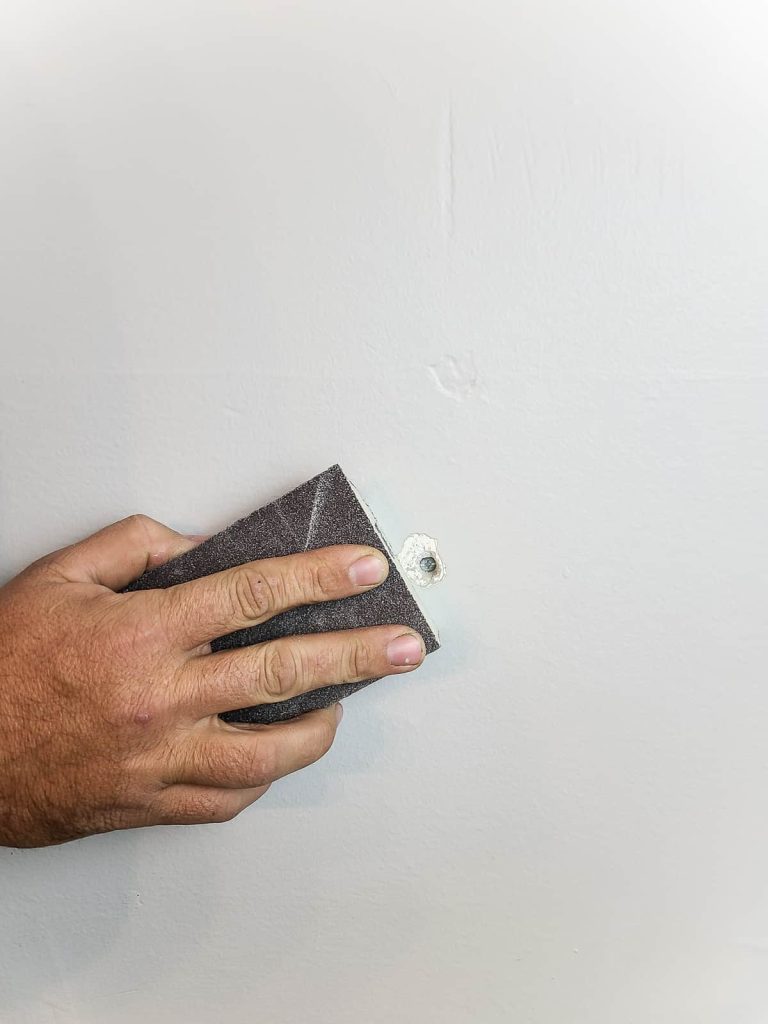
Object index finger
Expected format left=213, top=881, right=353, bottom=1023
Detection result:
left=161, top=544, right=390, bottom=649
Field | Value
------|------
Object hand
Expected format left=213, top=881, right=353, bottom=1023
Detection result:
left=0, top=515, right=425, bottom=847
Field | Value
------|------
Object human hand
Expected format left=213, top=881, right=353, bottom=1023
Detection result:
left=0, top=515, right=425, bottom=847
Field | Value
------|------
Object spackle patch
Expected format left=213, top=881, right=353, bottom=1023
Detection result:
left=428, top=353, right=479, bottom=401
left=398, top=534, right=445, bottom=588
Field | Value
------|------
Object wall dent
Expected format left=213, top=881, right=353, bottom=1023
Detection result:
left=428, top=352, right=480, bottom=401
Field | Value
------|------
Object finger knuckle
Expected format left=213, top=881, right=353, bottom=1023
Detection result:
left=304, top=557, right=341, bottom=601
left=124, top=512, right=152, bottom=528
left=344, top=637, right=374, bottom=681
left=230, top=568, right=278, bottom=623
left=122, top=513, right=157, bottom=540
left=258, top=642, right=300, bottom=699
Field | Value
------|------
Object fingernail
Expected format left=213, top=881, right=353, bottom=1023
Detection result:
left=335, top=703, right=344, bottom=724
left=386, top=633, right=424, bottom=667
left=349, top=552, right=388, bottom=587
left=185, top=533, right=210, bottom=544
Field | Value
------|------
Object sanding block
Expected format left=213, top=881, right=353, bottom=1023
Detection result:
left=125, top=465, right=441, bottom=723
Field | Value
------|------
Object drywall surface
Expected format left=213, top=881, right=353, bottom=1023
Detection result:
left=1, top=2, right=767, bottom=1021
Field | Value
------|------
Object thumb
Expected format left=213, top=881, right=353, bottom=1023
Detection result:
left=43, top=515, right=206, bottom=591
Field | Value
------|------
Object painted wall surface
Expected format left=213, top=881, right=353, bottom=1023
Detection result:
left=1, top=2, right=767, bottom=1021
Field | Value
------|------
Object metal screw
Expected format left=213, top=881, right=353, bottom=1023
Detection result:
left=420, top=556, right=438, bottom=573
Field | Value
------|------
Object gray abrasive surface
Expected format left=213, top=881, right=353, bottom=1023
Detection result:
left=125, top=465, right=440, bottom=724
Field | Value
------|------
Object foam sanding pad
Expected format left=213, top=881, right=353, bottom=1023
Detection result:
left=125, top=465, right=440, bottom=724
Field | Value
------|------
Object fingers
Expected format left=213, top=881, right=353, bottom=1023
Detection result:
left=181, top=625, right=426, bottom=717
left=42, top=515, right=205, bottom=590
left=166, top=705, right=342, bottom=789
left=151, top=784, right=270, bottom=826
left=162, top=544, right=390, bottom=649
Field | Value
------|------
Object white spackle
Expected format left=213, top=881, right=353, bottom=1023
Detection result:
left=397, top=533, right=445, bottom=589
left=428, top=352, right=479, bottom=401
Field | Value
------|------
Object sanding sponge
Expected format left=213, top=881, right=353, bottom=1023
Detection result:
left=125, top=465, right=440, bottom=724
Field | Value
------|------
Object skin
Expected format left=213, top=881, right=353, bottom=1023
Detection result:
left=0, top=514, right=425, bottom=848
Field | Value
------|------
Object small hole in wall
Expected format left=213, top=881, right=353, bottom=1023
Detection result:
left=420, top=556, right=438, bottom=573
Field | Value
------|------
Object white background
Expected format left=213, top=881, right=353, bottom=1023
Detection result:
left=1, top=2, right=767, bottom=1021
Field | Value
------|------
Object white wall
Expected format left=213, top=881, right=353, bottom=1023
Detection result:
left=1, top=2, right=767, bottom=1021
